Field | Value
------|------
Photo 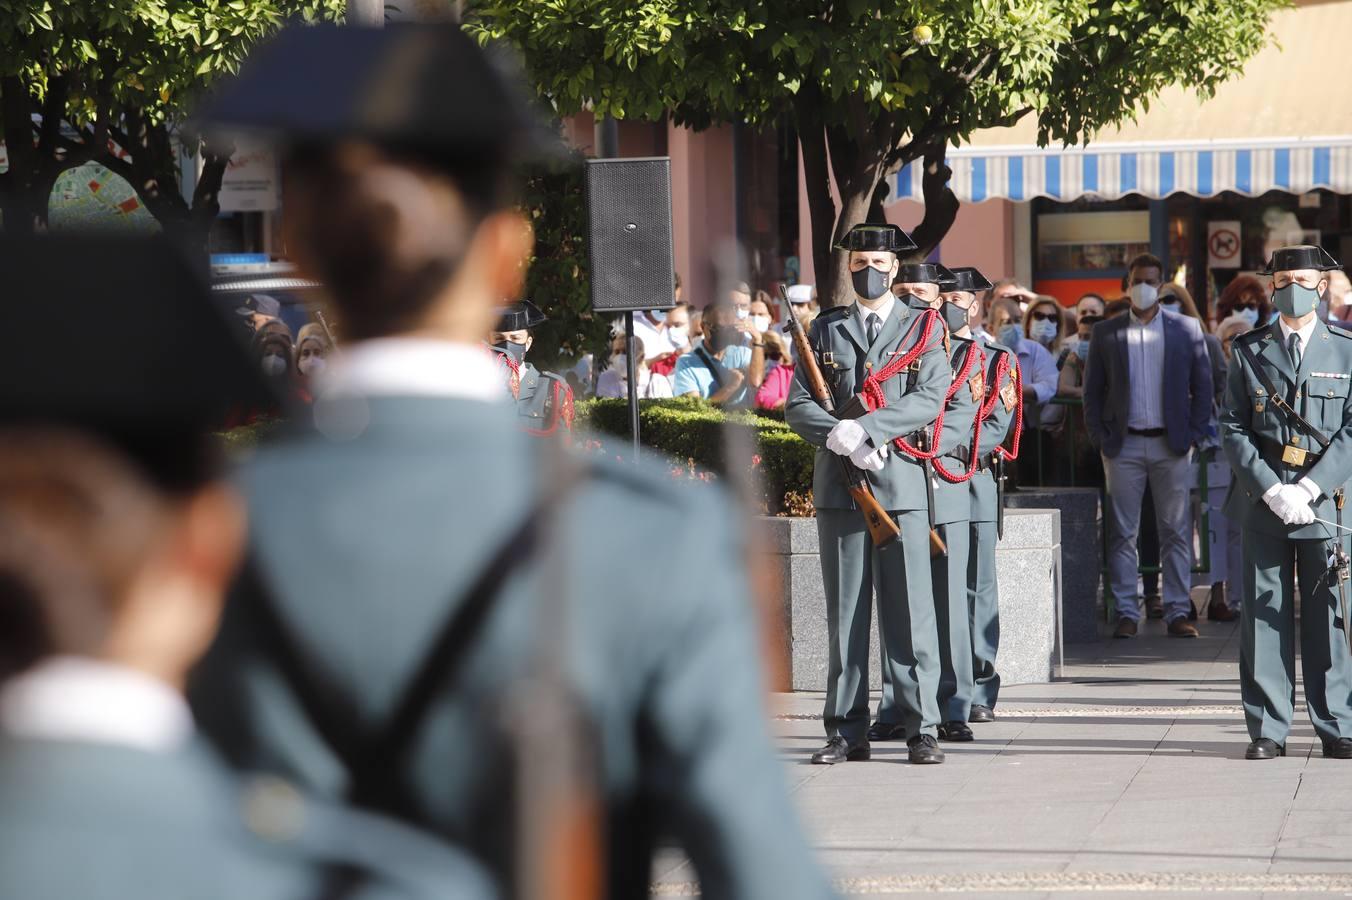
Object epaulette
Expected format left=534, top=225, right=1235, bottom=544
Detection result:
left=815, top=304, right=852, bottom=322
left=1236, top=326, right=1270, bottom=345
left=1326, top=321, right=1352, bottom=340
left=982, top=337, right=1014, bottom=358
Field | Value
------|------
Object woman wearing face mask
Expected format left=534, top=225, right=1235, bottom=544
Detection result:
left=988, top=297, right=1058, bottom=487
left=294, top=323, right=332, bottom=379
left=748, top=294, right=775, bottom=340
left=753, top=331, right=795, bottom=412
left=1215, top=274, right=1271, bottom=333
left=1024, top=297, right=1069, bottom=472
left=596, top=334, right=673, bottom=399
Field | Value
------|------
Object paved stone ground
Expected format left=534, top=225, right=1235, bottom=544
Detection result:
left=653, top=616, right=1352, bottom=898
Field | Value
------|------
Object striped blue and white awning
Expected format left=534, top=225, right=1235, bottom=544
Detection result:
left=887, top=139, right=1352, bottom=204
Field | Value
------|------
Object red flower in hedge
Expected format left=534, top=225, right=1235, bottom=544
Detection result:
left=751, top=454, right=763, bottom=468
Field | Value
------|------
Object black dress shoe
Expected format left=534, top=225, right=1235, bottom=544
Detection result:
left=867, top=720, right=907, bottom=742
left=1246, top=738, right=1286, bottom=760
left=1322, top=737, right=1352, bottom=759
left=969, top=705, right=995, bottom=723
left=811, top=735, right=870, bottom=765
left=937, top=721, right=974, bottom=742
left=907, top=734, right=945, bottom=765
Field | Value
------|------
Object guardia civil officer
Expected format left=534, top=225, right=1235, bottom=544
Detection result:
left=866, top=263, right=980, bottom=743
left=490, top=300, right=575, bottom=435
left=0, top=234, right=492, bottom=900
left=1221, top=245, right=1352, bottom=761
left=188, top=24, right=834, bottom=900
left=785, top=224, right=953, bottom=765
left=943, top=267, right=1021, bottom=724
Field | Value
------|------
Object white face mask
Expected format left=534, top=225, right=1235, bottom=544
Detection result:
left=298, top=356, right=326, bottom=376
left=1030, top=319, right=1059, bottom=344
left=1236, top=307, right=1260, bottom=328
left=610, top=353, right=627, bottom=375
left=750, top=315, right=771, bottom=333
left=261, top=354, right=287, bottom=377
left=734, top=307, right=749, bottom=320
left=667, top=326, right=689, bottom=346
left=1129, top=283, right=1159, bottom=311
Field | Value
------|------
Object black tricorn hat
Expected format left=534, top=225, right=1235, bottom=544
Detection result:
left=496, top=300, right=548, bottom=332
left=833, top=224, right=917, bottom=253
left=0, top=234, right=275, bottom=492
left=941, top=266, right=994, bottom=294
left=1258, top=244, right=1341, bottom=275
left=895, top=262, right=951, bottom=285
left=196, top=24, right=561, bottom=164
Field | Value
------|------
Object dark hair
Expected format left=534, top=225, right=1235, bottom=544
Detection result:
left=283, top=142, right=507, bottom=341
left=1126, top=253, right=1164, bottom=278
left=674, top=272, right=682, bottom=291
left=1158, top=282, right=1203, bottom=321
left=1217, top=273, right=1272, bottom=323
left=1105, top=297, right=1131, bottom=318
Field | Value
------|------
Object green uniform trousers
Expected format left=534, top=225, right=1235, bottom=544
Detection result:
left=969, top=520, right=1002, bottom=710
left=876, top=523, right=971, bottom=726
left=819, top=507, right=940, bottom=743
left=1241, top=529, right=1352, bottom=745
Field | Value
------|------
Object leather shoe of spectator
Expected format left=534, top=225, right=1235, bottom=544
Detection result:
left=1208, top=584, right=1238, bottom=621
left=1146, top=593, right=1164, bottom=619
left=1113, top=617, right=1138, bottom=639
left=1167, top=619, right=1199, bottom=638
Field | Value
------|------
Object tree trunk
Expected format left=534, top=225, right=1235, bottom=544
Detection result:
left=0, top=76, right=39, bottom=234
left=905, top=142, right=960, bottom=262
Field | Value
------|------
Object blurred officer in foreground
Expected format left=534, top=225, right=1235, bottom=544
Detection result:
left=869, top=263, right=979, bottom=744
left=785, top=224, right=952, bottom=766
left=490, top=300, right=575, bottom=436
left=1221, top=245, right=1352, bottom=761
left=189, top=24, right=833, bottom=900
left=0, top=235, right=492, bottom=900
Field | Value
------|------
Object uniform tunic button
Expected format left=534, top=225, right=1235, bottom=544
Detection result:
left=242, top=776, right=307, bottom=842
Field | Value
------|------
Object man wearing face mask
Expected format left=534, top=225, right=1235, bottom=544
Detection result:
left=673, top=301, right=765, bottom=406
left=785, top=224, right=953, bottom=766
left=1221, top=245, right=1352, bottom=761
left=489, top=300, right=575, bottom=436
left=1084, top=253, right=1214, bottom=639
left=869, top=263, right=980, bottom=745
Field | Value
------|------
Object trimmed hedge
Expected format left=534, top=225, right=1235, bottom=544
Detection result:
left=576, top=397, right=815, bottom=515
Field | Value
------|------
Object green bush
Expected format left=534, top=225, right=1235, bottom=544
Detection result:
left=576, top=398, right=815, bottom=515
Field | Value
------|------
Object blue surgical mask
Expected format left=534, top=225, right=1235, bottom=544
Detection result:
left=649, top=309, right=667, bottom=323
left=1072, top=338, right=1089, bottom=359
left=998, top=323, right=1023, bottom=349
left=1235, top=307, right=1259, bottom=328
left=1273, top=283, right=1321, bottom=318
left=1030, top=319, right=1058, bottom=345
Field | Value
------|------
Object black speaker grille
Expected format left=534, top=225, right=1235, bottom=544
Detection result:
left=584, top=158, right=675, bottom=313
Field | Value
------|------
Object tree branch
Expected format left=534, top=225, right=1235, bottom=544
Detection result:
left=904, top=141, right=960, bottom=261
left=883, top=50, right=999, bottom=171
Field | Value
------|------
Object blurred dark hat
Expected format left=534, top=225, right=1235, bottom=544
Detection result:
left=833, top=224, right=917, bottom=254
left=895, top=262, right=951, bottom=285
left=197, top=23, right=561, bottom=165
left=1259, top=244, right=1341, bottom=275
left=496, top=300, right=547, bottom=331
left=235, top=293, right=281, bottom=319
left=941, top=266, right=994, bottom=294
left=0, top=234, right=275, bottom=492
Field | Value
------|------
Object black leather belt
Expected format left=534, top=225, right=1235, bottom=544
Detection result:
left=948, top=445, right=972, bottom=466
left=1262, top=436, right=1321, bottom=469
left=1127, top=427, right=1166, bottom=438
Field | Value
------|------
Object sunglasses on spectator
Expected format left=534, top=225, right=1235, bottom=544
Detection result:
left=1232, top=301, right=1259, bottom=311
left=1029, top=310, right=1060, bottom=322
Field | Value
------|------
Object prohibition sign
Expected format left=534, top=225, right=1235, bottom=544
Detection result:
left=1209, top=227, right=1240, bottom=263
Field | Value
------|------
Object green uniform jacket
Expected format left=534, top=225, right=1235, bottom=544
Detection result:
left=970, top=336, right=1018, bottom=523
left=1222, top=318, right=1352, bottom=539
left=0, top=737, right=491, bottom=900
left=515, top=361, right=574, bottom=435
left=785, top=303, right=952, bottom=510
left=191, top=396, right=834, bottom=900
left=932, top=337, right=981, bottom=526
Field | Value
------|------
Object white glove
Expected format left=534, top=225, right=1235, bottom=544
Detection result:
left=826, top=419, right=869, bottom=457
left=1298, top=477, right=1323, bottom=504
left=1265, top=483, right=1314, bottom=526
left=850, top=442, right=888, bottom=472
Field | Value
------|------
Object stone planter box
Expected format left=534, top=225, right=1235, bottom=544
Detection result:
left=761, top=509, right=1063, bottom=692
left=1006, top=487, right=1102, bottom=644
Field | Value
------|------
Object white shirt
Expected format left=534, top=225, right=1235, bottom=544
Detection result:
left=631, top=316, right=676, bottom=359
left=596, top=366, right=674, bottom=399
left=316, top=338, right=509, bottom=402
left=1278, top=315, right=1318, bottom=363
left=0, top=656, right=193, bottom=752
left=1126, top=310, right=1166, bottom=430
left=854, top=294, right=897, bottom=333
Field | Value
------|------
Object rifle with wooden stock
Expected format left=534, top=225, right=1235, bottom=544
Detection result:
left=781, top=287, right=899, bottom=547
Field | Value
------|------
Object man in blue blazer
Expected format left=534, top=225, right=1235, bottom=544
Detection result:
left=1084, top=253, right=1215, bottom=638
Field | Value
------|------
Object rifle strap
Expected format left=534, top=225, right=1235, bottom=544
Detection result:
left=693, top=346, right=726, bottom=390
left=1237, top=340, right=1331, bottom=451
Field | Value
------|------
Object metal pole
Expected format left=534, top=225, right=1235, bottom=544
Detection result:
left=625, top=312, right=640, bottom=460
left=595, top=117, right=619, bottom=159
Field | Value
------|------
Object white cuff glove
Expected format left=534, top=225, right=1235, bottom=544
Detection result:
left=1298, top=477, right=1323, bottom=504
left=850, top=442, right=889, bottom=472
left=1267, top=483, right=1315, bottom=526
left=826, top=419, right=869, bottom=457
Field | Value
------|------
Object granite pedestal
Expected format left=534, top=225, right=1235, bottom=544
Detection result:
left=762, top=509, right=1063, bottom=692
left=1006, top=487, right=1101, bottom=643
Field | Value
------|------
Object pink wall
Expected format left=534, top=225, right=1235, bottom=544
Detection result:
left=669, top=122, right=736, bottom=309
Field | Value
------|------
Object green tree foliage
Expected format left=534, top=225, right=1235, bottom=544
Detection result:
left=0, top=0, right=341, bottom=237
left=469, top=0, right=1283, bottom=302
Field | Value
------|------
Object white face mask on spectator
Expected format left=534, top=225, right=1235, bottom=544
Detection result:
left=1130, top=283, right=1159, bottom=311
left=298, top=356, right=327, bottom=376
left=261, top=354, right=287, bottom=377
left=667, top=326, right=689, bottom=346
left=751, top=315, right=771, bottom=333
